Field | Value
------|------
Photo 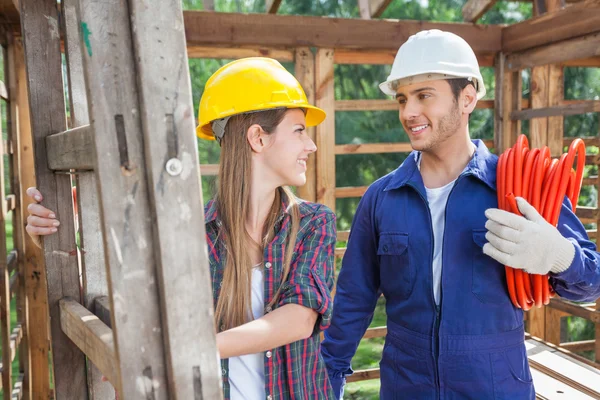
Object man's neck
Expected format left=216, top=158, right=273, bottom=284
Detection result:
left=420, top=134, right=476, bottom=189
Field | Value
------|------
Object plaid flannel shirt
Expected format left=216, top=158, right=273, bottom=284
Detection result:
left=205, top=196, right=337, bottom=400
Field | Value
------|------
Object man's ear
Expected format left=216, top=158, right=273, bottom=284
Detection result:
left=462, top=84, right=478, bottom=115
left=247, top=124, right=265, bottom=153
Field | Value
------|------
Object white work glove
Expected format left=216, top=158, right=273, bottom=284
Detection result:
left=483, top=197, right=575, bottom=275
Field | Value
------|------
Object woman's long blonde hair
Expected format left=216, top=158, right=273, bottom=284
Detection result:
left=215, top=109, right=300, bottom=330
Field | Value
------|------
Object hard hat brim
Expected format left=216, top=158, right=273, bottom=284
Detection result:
left=196, top=104, right=327, bottom=141
left=379, top=74, right=486, bottom=100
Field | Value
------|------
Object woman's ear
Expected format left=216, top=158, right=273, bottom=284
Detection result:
left=247, top=124, right=265, bottom=153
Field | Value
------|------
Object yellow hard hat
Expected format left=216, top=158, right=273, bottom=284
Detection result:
left=196, top=57, right=326, bottom=141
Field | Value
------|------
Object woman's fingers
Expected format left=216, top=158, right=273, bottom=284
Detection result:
left=26, top=187, right=43, bottom=202
left=27, top=203, right=56, bottom=219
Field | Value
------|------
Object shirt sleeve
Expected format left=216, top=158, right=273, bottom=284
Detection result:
left=278, top=208, right=337, bottom=332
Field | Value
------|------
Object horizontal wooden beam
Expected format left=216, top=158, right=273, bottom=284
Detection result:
left=335, top=142, right=412, bottom=155
left=46, top=125, right=95, bottom=171
left=59, top=298, right=119, bottom=388
left=575, top=206, right=597, bottom=221
left=582, top=177, right=598, bottom=186
left=560, top=339, right=596, bottom=352
left=187, top=45, right=294, bottom=61
left=200, top=163, right=218, bottom=176
left=562, top=56, right=600, bottom=67
left=345, top=367, right=380, bottom=383
left=506, top=32, right=600, bottom=71
left=462, top=0, right=498, bottom=23
left=363, top=326, right=387, bottom=339
left=502, top=0, right=600, bottom=53
left=337, top=230, right=350, bottom=241
left=548, top=298, right=600, bottom=323
left=510, top=101, right=600, bottom=120
left=183, top=11, right=502, bottom=53
left=0, top=0, right=20, bottom=24
left=564, top=136, right=599, bottom=147
left=335, top=99, right=398, bottom=111
left=335, top=248, right=346, bottom=258
left=335, top=186, right=368, bottom=198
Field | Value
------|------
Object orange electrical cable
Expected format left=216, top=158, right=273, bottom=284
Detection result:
left=496, top=134, right=585, bottom=309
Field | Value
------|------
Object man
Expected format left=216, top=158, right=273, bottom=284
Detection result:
left=321, top=29, right=600, bottom=399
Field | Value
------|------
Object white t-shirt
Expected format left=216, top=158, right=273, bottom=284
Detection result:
left=229, top=266, right=266, bottom=400
left=425, top=181, right=455, bottom=305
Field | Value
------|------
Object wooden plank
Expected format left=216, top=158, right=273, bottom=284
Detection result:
left=77, top=1, right=171, bottom=397
left=548, top=298, right=600, bottom=323
left=462, top=0, right=498, bottom=22
left=502, top=0, right=600, bottom=53
left=127, top=0, right=223, bottom=396
left=495, top=53, right=521, bottom=152
left=199, top=163, right=218, bottom=175
left=0, top=0, right=20, bottom=24
left=59, top=299, right=119, bottom=387
left=335, top=100, right=398, bottom=111
left=183, top=11, right=502, bottom=53
left=61, top=0, right=113, bottom=396
left=335, top=186, right=368, bottom=198
left=560, top=339, right=596, bottom=352
left=0, top=80, right=7, bottom=100
left=335, top=248, right=346, bottom=258
left=369, top=0, right=393, bottom=18
left=13, top=35, right=44, bottom=400
left=265, top=0, right=282, bottom=13
left=4, top=195, right=15, bottom=214
left=547, top=64, right=564, bottom=158
left=562, top=56, right=600, bottom=67
left=529, top=65, right=549, bottom=149
left=94, top=296, right=111, bottom=328
left=506, top=32, right=600, bottom=72
left=511, top=101, right=600, bottom=120
left=337, top=230, right=350, bottom=241
left=358, top=0, right=372, bottom=19
left=187, top=45, right=294, bottom=61
left=20, top=1, right=87, bottom=397
left=45, top=126, right=95, bottom=171
left=363, top=326, right=386, bottom=339
left=295, top=47, right=317, bottom=202
left=530, top=367, right=595, bottom=399
left=202, top=0, right=214, bottom=11
left=545, top=306, right=563, bottom=345
left=336, top=142, right=413, bottom=155
left=0, top=113, right=11, bottom=397
left=563, top=136, right=598, bottom=147
left=345, top=368, right=380, bottom=383
left=316, top=49, right=336, bottom=211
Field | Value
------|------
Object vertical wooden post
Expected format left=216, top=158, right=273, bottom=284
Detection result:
left=19, top=0, right=88, bottom=398
left=494, top=53, right=521, bottom=153
left=6, top=33, right=32, bottom=400
left=315, top=49, right=336, bottom=212
left=61, top=0, right=113, bottom=398
left=0, top=67, right=12, bottom=396
left=295, top=47, right=317, bottom=202
left=127, top=0, right=222, bottom=396
left=13, top=35, right=47, bottom=400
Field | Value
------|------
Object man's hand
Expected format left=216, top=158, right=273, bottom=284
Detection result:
left=483, top=197, right=575, bottom=275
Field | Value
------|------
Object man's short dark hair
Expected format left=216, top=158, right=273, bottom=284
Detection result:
left=447, top=78, right=476, bottom=102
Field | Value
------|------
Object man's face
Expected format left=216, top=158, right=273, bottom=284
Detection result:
left=395, top=79, right=462, bottom=153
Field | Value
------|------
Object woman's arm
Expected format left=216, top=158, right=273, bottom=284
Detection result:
left=216, top=303, right=317, bottom=359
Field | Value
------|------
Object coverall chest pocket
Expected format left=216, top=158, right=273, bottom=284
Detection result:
left=378, top=233, right=414, bottom=299
left=472, top=229, right=511, bottom=305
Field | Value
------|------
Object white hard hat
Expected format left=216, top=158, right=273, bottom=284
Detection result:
left=379, top=29, right=486, bottom=99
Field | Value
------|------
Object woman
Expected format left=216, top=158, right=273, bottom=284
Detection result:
left=26, top=57, right=337, bottom=399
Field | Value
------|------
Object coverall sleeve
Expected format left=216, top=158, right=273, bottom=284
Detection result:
left=551, top=198, right=600, bottom=302
left=320, top=193, right=381, bottom=399
left=278, top=208, right=337, bottom=333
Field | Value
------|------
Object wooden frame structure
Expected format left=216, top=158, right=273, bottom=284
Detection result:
left=0, top=0, right=597, bottom=398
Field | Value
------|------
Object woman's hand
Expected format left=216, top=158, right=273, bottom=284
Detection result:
left=25, top=187, right=60, bottom=248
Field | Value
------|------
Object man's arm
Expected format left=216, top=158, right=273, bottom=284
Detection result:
left=321, top=194, right=381, bottom=399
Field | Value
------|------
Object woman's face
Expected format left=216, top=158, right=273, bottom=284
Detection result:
left=258, top=109, right=317, bottom=188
